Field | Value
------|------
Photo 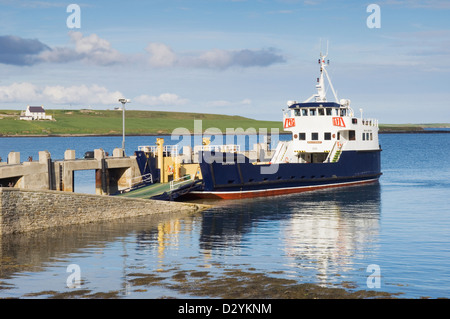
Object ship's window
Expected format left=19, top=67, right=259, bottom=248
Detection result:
left=349, top=130, right=356, bottom=140
left=335, top=108, right=339, bottom=116
left=324, top=132, right=331, bottom=140
left=370, top=132, right=373, bottom=140
left=311, top=132, right=319, bottom=140
left=362, top=133, right=366, bottom=141
left=318, top=108, right=325, bottom=116
left=302, top=109, right=308, bottom=116
left=337, top=132, right=340, bottom=140
left=326, top=108, right=332, bottom=116
left=299, top=133, right=306, bottom=140
left=294, top=109, right=300, bottom=116
left=352, top=118, right=358, bottom=124
left=340, top=109, right=347, bottom=116
left=309, top=108, right=316, bottom=116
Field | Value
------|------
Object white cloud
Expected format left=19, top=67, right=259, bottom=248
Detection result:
left=207, top=98, right=252, bottom=107
left=2, top=33, right=284, bottom=70
left=145, top=43, right=177, bottom=68
left=0, top=82, right=39, bottom=102
left=145, top=42, right=285, bottom=69
left=0, top=82, right=123, bottom=105
left=134, top=93, right=188, bottom=106
left=39, top=31, right=124, bottom=65
left=42, top=84, right=123, bottom=105
left=0, top=82, right=190, bottom=107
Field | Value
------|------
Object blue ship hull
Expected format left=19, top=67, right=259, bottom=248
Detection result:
left=190, top=150, right=381, bottom=199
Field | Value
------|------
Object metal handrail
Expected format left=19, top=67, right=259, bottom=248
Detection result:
left=200, top=144, right=240, bottom=153
left=138, top=145, right=179, bottom=156
left=131, top=172, right=153, bottom=186
left=169, top=174, right=192, bottom=190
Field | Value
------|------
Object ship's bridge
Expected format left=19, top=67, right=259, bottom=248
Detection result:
left=286, top=101, right=352, bottom=118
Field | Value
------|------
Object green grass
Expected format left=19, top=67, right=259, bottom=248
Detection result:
left=0, top=109, right=448, bottom=136
left=379, top=123, right=450, bottom=132
left=0, top=109, right=284, bottom=136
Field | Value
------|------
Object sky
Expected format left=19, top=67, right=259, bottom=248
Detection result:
left=0, top=0, right=449, bottom=124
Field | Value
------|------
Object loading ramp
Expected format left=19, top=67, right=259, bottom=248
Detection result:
left=114, top=175, right=203, bottom=201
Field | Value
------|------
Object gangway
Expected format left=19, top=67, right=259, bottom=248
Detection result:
left=115, top=175, right=203, bottom=201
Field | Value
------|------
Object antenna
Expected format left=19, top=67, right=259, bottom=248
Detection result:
left=303, top=40, right=338, bottom=103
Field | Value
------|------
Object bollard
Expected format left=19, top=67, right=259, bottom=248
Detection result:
left=8, top=152, right=20, bottom=164
left=64, top=150, right=76, bottom=160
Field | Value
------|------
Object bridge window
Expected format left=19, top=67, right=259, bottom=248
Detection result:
left=309, top=108, right=316, bottom=116
left=340, top=109, right=347, bottom=116
left=302, top=109, right=308, bottom=116
left=294, top=109, right=300, bottom=116
left=311, top=132, right=319, bottom=140
left=326, top=108, right=332, bottom=116
left=318, top=108, right=325, bottom=116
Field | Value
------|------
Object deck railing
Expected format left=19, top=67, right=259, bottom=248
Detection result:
left=138, top=145, right=179, bottom=156
left=130, top=172, right=153, bottom=187
left=169, top=174, right=192, bottom=191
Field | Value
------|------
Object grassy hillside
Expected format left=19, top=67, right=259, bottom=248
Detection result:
left=0, top=109, right=284, bottom=136
left=0, top=109, right=448, bottom=136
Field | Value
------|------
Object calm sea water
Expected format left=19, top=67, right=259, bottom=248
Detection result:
left=0, top=133, right=449, bottom=299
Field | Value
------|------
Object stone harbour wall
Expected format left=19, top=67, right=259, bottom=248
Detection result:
left=0, top=188, right=208, bottom=235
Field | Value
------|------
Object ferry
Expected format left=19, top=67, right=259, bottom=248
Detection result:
left=188, top=50, right=382, bottom=199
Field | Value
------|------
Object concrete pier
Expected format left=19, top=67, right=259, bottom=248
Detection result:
left=0, top=148, right=142, bottom=195
left=0, top=138, right=273, bottom=195
left=0, top=187, right=209, bottom=235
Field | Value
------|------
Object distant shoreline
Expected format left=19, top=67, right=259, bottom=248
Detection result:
left=1, top=130, right=450, bottom=138
left=379, top=130, right=450, bottom=134
left=1, top=109, right=449, bottom=137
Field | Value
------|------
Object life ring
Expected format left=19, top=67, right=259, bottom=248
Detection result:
left=167, top=165, right=174, bottom=174
left=285, top=156, right=289, bottom=163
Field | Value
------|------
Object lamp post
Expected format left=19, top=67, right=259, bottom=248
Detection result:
left=118, top=98, right=130, bottom=155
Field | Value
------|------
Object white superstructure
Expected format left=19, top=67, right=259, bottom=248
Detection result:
left=272, top=51, right=380, bottom=164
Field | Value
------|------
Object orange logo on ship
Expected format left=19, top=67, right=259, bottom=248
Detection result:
left=332, top=117, right=346, bottom=127
left=284, top=118, right=295, bottom=128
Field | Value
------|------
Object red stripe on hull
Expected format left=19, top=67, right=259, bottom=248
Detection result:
left=188, top=179, right=379, bottom=200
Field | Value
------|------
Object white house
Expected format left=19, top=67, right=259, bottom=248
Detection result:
left=20, top=105, right=53, bottom=121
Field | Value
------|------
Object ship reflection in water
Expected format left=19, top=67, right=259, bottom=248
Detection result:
left=196, top=183, right=381, bottom=286
left=0, top=183, right=381, bottom=298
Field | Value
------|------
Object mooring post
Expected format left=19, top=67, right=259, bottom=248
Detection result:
left=94, top=149, right=108, bottom=195
left=101, top=158, right=108, bottom=194
left=156, top=138, right=165, bottom=183
left=39, top=151, right=52, bottom=190
left=7, top=152, right=20, bottom=165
